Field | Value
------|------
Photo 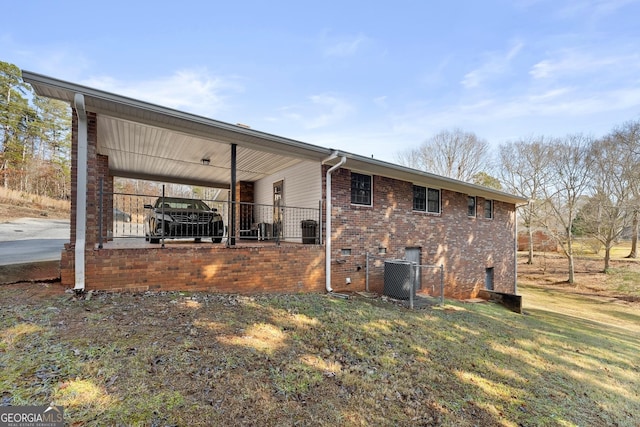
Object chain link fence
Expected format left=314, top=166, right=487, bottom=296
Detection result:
left=366, top=253, right=444, bottom=308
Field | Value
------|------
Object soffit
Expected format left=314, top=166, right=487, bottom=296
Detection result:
left=22, top=71, right=527, bottom=204
left=22, top=71, right=332, bottom=188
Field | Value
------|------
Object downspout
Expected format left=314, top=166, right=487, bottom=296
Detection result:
left=514, top=211, right=518, bottom=295
left=513, top=201, right=529, bottom=295
left=323, top=151, right=346, bottom=293
left=73, top=93, right=87, bottom=291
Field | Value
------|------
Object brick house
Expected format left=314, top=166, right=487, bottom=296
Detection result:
left=22, top=71, right=526, bottom=299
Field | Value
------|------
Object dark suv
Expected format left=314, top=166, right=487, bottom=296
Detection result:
left=144, top=197, right=225, bottom=243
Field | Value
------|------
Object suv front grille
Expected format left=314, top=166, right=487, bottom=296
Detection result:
left=170, top=212, right=213, bottom=223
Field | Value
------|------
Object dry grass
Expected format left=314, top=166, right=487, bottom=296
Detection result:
left=0, top=188, right=69, bottom=222
left=1, top=277, right=638, bottom=426
left=518, top=251, right=640, bottom=299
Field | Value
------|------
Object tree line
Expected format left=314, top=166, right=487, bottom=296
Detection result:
left=0, top=61, right=71, bottom=199
left=397, top=125, right=640, bottom=282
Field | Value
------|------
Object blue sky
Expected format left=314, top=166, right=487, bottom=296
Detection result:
left=3, top=0, right=640, bottom=162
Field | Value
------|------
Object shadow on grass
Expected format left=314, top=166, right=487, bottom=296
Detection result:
left=1, top=288, right=638, bottom=426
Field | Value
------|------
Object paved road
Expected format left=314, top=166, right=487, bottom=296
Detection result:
left=0, top=218, right=70, bottom=266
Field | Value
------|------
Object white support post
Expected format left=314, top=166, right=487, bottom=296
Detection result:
left=73, top=93, right=87, bottom=291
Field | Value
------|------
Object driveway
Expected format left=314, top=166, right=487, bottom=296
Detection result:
left=0, top=218, right=70, bottom=266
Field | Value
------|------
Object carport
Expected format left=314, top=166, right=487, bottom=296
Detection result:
left=22, top=71, right=336, bottom=293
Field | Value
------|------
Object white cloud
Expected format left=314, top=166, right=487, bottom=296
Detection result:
left=82, top=69, right=242, bottom=117
left=530, top=51, right=640, bottom=80
left=0, top=37, right=92, bottom=81
left=556, top=0, right=639, bottom=19
left=461, top=41, right=524, bottom=88
left=277, top=94, right=355, bottom=130
left=322, top=32, right=369, bottom=57
left=373, top=96, right=388, bottom=109
left=289, top=78, right=640, bottom=161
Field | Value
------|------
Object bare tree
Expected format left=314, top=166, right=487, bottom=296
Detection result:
left=540, top=134, right=594, bottom=284
left=578, top=136, right=634, bottom=271
left=498, top=136, right=552, bottom=264
left=611, top=120, right=640, bottom=258
left=395, top=128, right=490, bottom=182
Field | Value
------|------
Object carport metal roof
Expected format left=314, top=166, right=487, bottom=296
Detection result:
left=22, top=70, right=527, bottom=205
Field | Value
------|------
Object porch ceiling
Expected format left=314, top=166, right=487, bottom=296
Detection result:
left=22, top=71, right=334, bottom=189
left=22, top=70, right=528, bottom=205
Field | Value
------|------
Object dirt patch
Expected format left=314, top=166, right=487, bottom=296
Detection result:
left=0, top=261, right=61, bottom=285
left=0, top=280, right=67, bottom=299
left=0, top=203, right=68, bottom=223
left=518, top=252, right=640, bottom=306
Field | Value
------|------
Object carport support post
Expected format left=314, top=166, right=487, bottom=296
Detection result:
left=230, top=143, right=237, bottom=246
left=98, top=178, right=103, bottom=249
left=73, top=93, right=87, bottom=291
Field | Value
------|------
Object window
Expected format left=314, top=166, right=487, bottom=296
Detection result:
left=351, top=173, right=372, bottom=205
left=467, top=196, right=476, bottom=217
left=413, top=186, right=426, bottom=211
left=413, top=186, right=440, bottom=213
left=485, top=267, right=494, bottom=290
left=484, top=199, right=493, bottom=219
left=427, top=188, right=440, bottom=213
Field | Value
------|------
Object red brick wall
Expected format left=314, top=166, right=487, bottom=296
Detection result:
left=62, top=245, right=325, bottom=293
left=64, top=110, right=515, bottom=298
left=518, top=229, right=559, bottom=252
left=69, top=110, right=101, bottom=247
left=64, top=110, right=113, bottom=285
left=324, top=167, right=517, bottom=299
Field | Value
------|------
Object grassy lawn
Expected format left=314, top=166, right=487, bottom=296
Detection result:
left=1, top=280, right=638, bottom=427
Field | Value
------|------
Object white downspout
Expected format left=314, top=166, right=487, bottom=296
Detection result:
left=323, top=152, right=346, bottom=293
left=513, top=201, right=529, bottom=295
left=74, top=93, right=87, bottom=291
left=514, top=211, right=518, bottom=295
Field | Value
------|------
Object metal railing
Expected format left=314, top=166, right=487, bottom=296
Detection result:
left=235, top=201, right=322, bottom=245
left=98, top=184, right=321, bottom=247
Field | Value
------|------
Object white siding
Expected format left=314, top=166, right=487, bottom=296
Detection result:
left=253, top=161, right=322, bottom=242
left=254, top=160, right=322, bottom=207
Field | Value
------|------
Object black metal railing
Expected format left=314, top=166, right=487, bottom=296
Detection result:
left=99, top=186, right=322, bottom=247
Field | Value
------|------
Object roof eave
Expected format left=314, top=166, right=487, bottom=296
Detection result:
left=22, top=70, right=527, bottom=205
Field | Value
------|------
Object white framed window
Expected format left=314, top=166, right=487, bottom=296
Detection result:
left=413, top=185, right=440, bottom=213
left=427, top=188, right=440, bottom=214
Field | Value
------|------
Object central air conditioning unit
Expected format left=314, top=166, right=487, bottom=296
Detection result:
left=383, top=260, right=416, bottom=300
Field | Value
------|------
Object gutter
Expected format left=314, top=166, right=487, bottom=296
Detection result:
left=322, top=151, right=346, bottom=293
left=73, top=94, right=87, bottom=291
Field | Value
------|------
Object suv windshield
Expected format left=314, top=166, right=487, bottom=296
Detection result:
left=154, top=199, right=211, bottom=211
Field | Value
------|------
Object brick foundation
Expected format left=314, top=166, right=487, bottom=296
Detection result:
left=61, top=244, right=325, bottom=293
